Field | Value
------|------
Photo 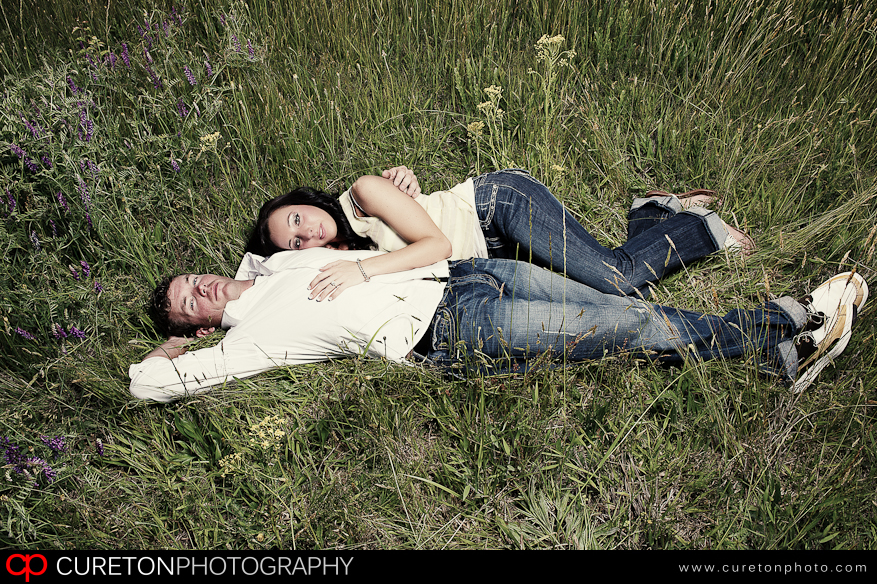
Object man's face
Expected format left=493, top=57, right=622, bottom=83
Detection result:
left=167, top=273, right=249, bottom=334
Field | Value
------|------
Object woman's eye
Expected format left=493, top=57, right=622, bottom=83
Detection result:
left=294, top=237, right=301, bottom=249
left=294, top=213, right=300, bottom=226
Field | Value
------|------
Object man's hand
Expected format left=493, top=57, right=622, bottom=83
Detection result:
left=382, top=165, right=421, bottom=197
left=143, top=335, right=194, bottom=361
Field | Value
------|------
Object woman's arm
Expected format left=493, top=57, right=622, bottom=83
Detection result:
left=308, top=175, right=451, bottom=301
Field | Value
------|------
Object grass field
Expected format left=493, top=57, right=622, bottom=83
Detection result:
left=1, top=0, right=876, bottom=549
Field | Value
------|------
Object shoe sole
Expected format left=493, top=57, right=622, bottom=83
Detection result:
left=811, top=270, right=868, bottom=306
left=838, top=271, right=867, bottom=307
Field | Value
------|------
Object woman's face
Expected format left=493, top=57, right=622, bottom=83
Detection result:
left=267, top=204, right=339, bottom=250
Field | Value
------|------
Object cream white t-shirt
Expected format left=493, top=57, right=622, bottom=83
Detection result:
left=339, top=178, right=488, bottom=260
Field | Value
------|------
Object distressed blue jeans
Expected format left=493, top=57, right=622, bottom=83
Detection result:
left=474, top=169, right=730, bottom=297
left=426, top=258, right=807, bottom=381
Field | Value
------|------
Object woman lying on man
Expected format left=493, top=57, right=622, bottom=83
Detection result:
left=245, top=166, right=753, bottom=301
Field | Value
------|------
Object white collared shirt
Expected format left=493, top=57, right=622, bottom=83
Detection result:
left=129, top=249, right=448, bottom=402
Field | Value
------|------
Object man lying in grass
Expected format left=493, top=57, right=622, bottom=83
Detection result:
left=129, top=247, right=866, bottom=402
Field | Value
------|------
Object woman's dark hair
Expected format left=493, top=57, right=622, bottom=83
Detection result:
left=245, top=186, right=374, bottom=256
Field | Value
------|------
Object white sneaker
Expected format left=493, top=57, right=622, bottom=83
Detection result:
left=792, top=272, right=867, bottom=392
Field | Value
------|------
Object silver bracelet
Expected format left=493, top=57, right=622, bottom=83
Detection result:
left=356, top=259, right=370, bottom=282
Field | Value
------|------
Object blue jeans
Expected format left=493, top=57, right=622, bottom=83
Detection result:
left=425, top=258, right=807, bottom=381
left=474, top=169, right=730, bottom=297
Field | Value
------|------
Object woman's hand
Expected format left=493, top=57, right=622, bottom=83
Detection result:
left=382, top=166, right=421, bottom=197
left=308, top=260, right=366, bottom=301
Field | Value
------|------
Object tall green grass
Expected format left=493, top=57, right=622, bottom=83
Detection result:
left=0, top=0, right=875, bottom=549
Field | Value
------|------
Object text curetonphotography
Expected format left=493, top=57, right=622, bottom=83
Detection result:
left=54, top=555, right=353, bottom=577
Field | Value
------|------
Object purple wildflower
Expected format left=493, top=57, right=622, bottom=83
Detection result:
left=21, top=114, right=40, bottom=138
left=82, top=159, right=99, bottom=178
left=30, top=230, right=41, bottom=251
left=15, top=327, right=35, bottom=341
left=172, top=6, right=182, bottom=26
left=205, top=56, right=212, bottom=77
left=85, top=211, right=93, bottom=231
left=40, top=435, right=68, bottom=454
left=40, top=155, right=52, bottom=169
left=57, top=191, right=69, bottom=212
left=69, top=326, right=86, bottom=339
left=77, top=180, right=90, bottom=206
left=106, top=52, right=117, bottom=69
left=248, top=39, right=254, bottom=58
left=163, top=20, right=170, bottom=37
left=49, top=219, right=57, bottom=236
left=9, top=145, right=34, bottom=172
left=232, top=35, right=241, bottom=53
left=184, top=65, right=196, bottom=85
left=52, top=323, right=68, bottom=339
left=2, top=437, right=23, bottom=466
left=78, top=109, right=93, bottom=142
left=94, top=281, right=104, bottom=293
left=138, top=24, right=154, bottom=47
left=0, top=439, right=55, bottom=486
left=176, top=98, right=189, bottom=118
left=67, top=76, right=80, bottom=94
left=85, top=53, right=99, bottom=80
left=171, top=158, right=180, bottom=172
left=70, top=265, right=80, bottom=280
left=95, top=438, right=104, bottom=456
left=121, top=43, right=130, bottom=67
left=10, top=143, right=38, bottom=171
left=23, top=456, right=58, bottom=485
left=39, top=460, right=59, bottom=484
left=145, top=64, right=162, bottom=89
left=80, top=260, right=91, bottom=277
left=220, top=13, right=226, bottom=26
left=6, top=189, right=15, bottom=215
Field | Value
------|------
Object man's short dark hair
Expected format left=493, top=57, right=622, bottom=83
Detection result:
left=150, top=275, right=200, bottom=337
